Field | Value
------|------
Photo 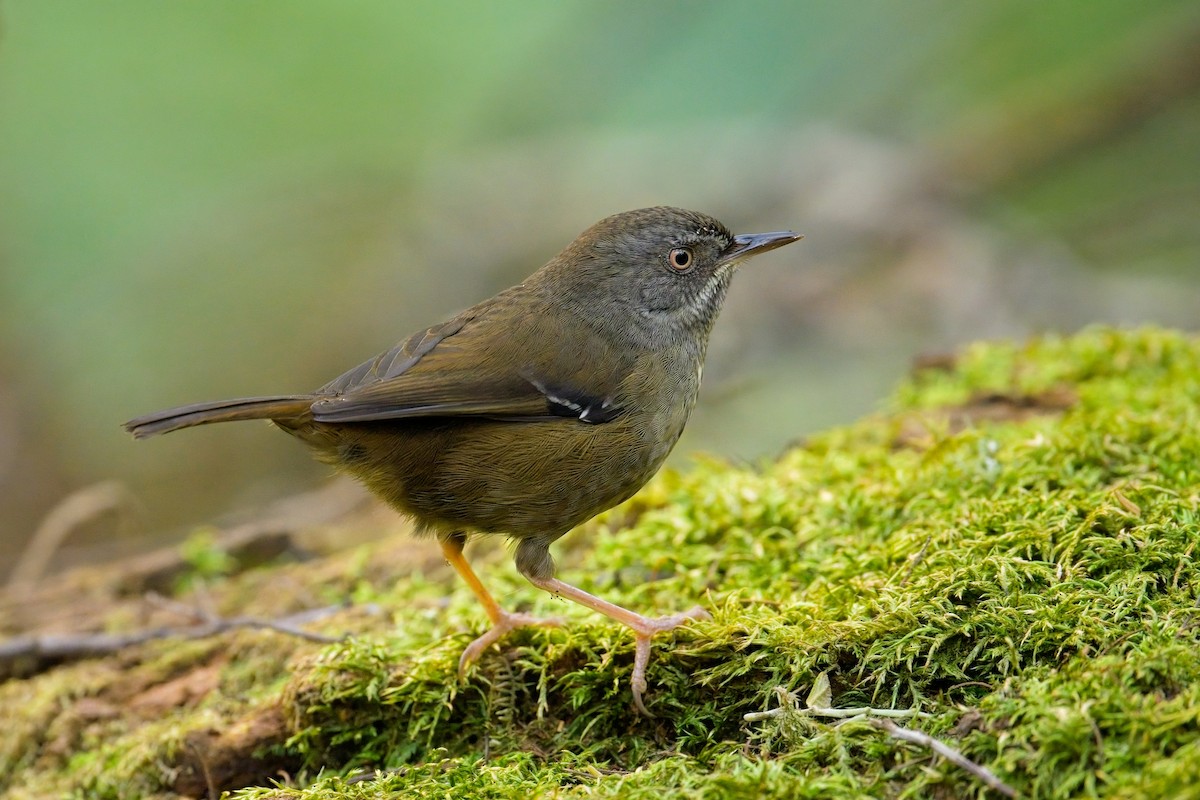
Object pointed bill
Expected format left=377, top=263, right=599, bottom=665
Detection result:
left=718, top=230, right=803, bottom=265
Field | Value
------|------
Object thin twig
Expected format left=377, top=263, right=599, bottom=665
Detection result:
left=870, top=718, right=1018, bottom=798
left=0, top=604, right=348, bottom=677
left=742, top=682, right=930, bottom=723
left=142, top=592, right=354, bottom=642
left=744, top=704, right=930, bottom=722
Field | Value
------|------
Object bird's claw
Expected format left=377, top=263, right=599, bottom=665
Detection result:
left=457, top=610, right=564, bottom=677
left=628, top=605, right=711, bottom=716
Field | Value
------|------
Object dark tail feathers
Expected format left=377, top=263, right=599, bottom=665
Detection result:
left=123, top=395, right=315, bottom=439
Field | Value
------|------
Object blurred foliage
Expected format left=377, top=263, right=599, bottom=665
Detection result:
left=175, top=527, right=236, bottom=592
left=0, top=0, right=1197, bottom=557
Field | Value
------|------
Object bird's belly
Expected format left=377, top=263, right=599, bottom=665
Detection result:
left=330, top=409, right=689, bottom=539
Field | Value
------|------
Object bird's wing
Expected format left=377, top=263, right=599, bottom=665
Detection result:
left=310, top=294, right=631, bottom=424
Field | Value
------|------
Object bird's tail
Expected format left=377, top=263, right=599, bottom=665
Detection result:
left=123, top=395, right=316, bottom=439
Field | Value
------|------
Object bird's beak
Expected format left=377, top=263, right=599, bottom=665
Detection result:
left=719, top=230, right=803, bottom=265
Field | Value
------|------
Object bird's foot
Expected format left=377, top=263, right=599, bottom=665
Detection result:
left=523, top=575, right=712, bottom=715
left=627, top=605, right=711, bottom=716
left=457, top=610, right=564, bottom=677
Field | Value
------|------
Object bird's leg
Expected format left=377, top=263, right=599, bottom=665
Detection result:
left=523, top=574, right=710, bottom=715
left=440, top=535, right=562, bottom=675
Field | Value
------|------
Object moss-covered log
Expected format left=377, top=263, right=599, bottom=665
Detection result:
left=3, top=326, right=1198, bottom=799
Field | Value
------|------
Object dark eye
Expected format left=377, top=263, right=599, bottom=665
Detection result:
left=667, top=247, right=693, bottom=272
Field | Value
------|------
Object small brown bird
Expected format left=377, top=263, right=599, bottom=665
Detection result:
left=125, top=206, right=800, bottom=714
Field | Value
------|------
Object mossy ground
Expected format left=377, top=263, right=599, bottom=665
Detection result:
left=2, top=326, right=1198, bottom=799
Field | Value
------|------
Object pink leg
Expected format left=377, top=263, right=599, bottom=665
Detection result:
left=525, top=575, right=709, bottom=715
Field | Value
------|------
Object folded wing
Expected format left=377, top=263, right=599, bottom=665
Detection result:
left=311, top=294, right=630, bottom=425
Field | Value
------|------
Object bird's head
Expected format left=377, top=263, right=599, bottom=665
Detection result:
left=538, top=206, right=801, bottom=343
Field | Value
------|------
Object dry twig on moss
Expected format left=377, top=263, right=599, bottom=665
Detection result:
left=744, top=678, right=1013, bottom=797
left=0, top=602, right=346, bottom=677
left=870, top=718, right=1018, bottom=798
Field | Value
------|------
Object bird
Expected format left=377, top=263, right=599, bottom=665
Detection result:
left=124, top=206, right=801, bottom=714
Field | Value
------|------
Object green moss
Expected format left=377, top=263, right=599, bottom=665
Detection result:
left=175, top=528, right=239, bottom=592
left=5, top=326, right=1200, bottom=798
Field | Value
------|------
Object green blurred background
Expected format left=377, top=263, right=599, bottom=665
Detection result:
left=2, top=0, right=1198, bottom=574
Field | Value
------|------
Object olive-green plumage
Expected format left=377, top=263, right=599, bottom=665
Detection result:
left=125, top=206, right=800, bottom=713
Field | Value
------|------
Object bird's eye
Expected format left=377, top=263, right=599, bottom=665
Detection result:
left=667, top=247, right=694, bottom=272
